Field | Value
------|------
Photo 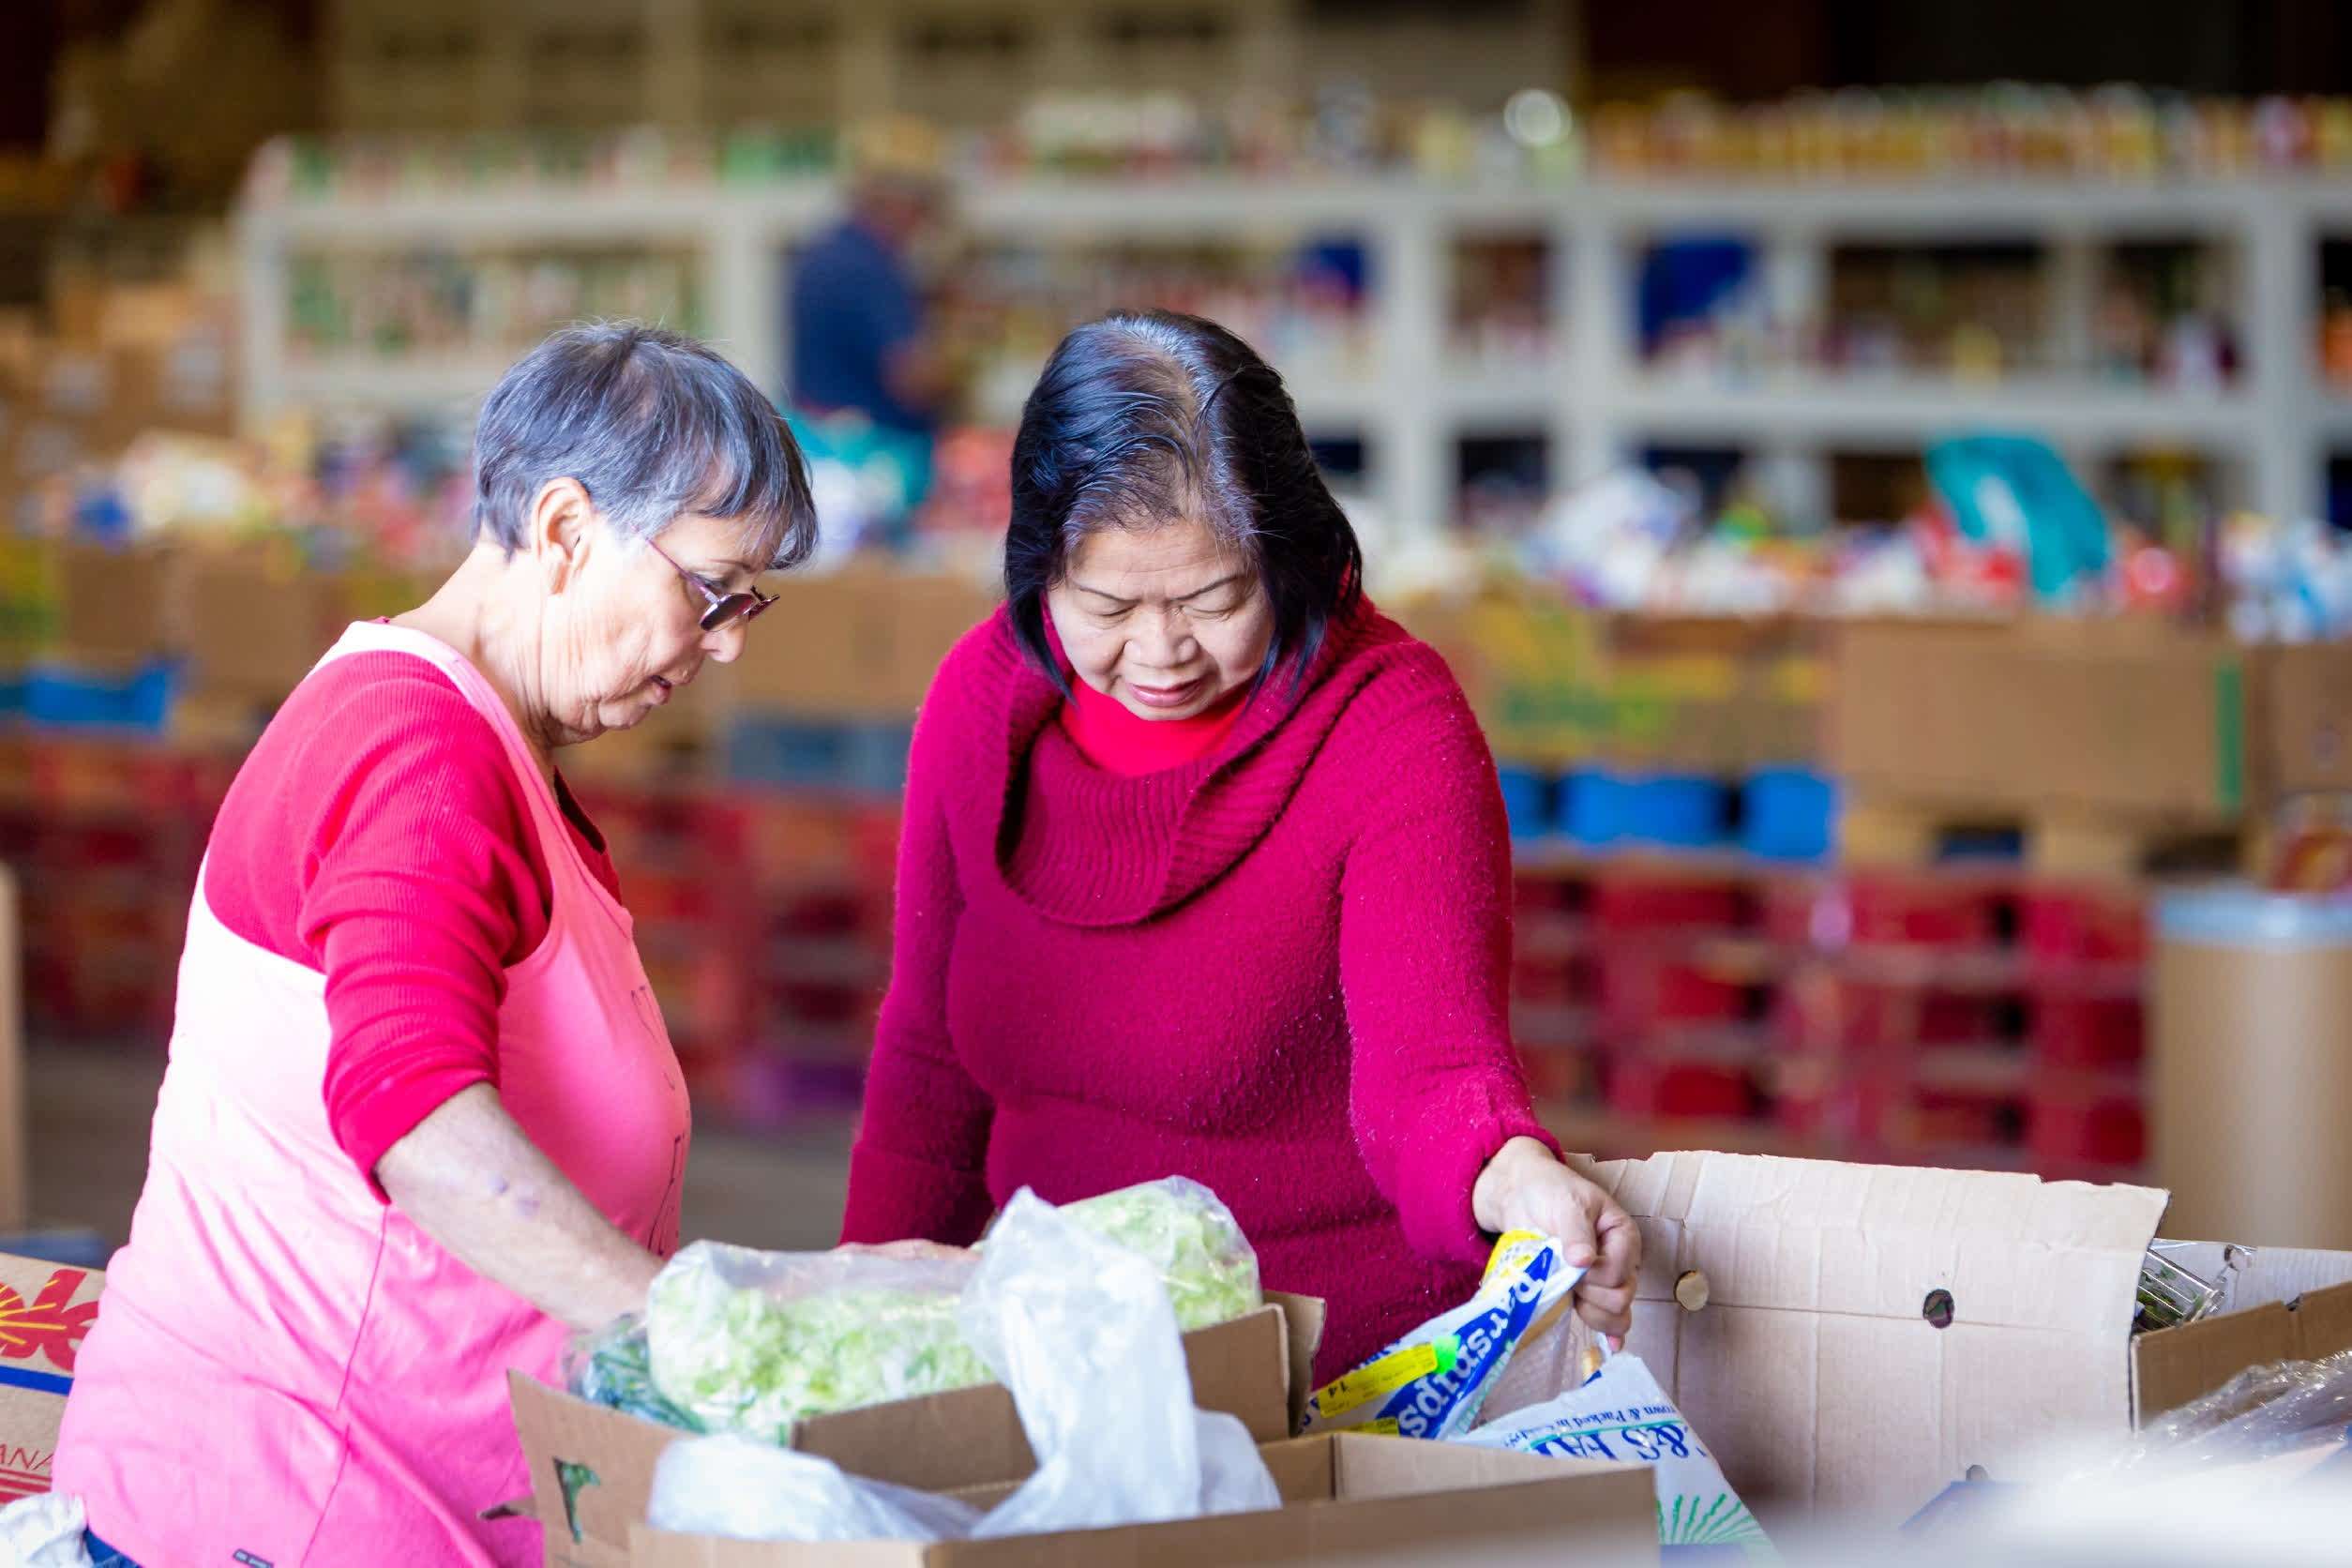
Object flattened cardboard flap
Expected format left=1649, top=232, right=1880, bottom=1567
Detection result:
left=1574, top=1151, right=2167, bottom=1529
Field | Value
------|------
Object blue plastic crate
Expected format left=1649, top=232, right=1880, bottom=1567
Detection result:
left=1741, top=767, right=1839, bottom=862
left=0, top=670, right=27, bottom=721
left=23, top=659, right=178, bottom=731
left=1564, top=770, right=1730, bottom=849
left=0, top=1229, right=114, bottom=1269
left=1495, top=766, right=1555, bottom=840
left=726, top=717, right=912, bottom=796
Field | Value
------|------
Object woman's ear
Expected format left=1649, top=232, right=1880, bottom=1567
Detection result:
left=528, top=478, right=595, bottom=596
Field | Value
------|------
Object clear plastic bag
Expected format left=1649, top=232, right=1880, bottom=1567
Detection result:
left=962, top=1188, right=1281, bottom=1537
left=648, top=1434, right=981, bottom=1543
left=623, top=1181, right=1263, bottom=1440
left=565, top=1312, right=702, bottom=1432
left=645, top=1242, right=988, bottom=1440
left=641, top=1186, right=1281, bottom=1545
left=2127, top=1347, right=2352, bottom=1470
left=1056, top=1178, right=1261, bottom=1332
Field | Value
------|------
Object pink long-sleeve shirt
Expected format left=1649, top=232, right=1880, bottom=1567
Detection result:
left=840, top=602, right=1556, bottom=1379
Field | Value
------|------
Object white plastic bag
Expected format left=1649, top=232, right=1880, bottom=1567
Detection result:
left=1462, top=1351, right=1773, bottom=1558
left=648, top=1434, right=981, bottom=1543
left=0, top=1491, right=92, bottom=1568
left=962, top=1189, right=1280, bottom=1537
left=642, top=1186, right=1281, bottom=1545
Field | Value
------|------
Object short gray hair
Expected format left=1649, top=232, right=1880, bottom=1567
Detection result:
left=473, top=322, right=817, bottom=568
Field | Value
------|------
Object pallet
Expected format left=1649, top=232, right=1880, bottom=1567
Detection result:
left=1837, top=794, right=2245, bottom=881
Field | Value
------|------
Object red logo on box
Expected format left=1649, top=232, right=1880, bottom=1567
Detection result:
left=0, top=1270, right=98, bottom=1373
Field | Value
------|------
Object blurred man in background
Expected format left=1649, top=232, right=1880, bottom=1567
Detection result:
left=786, top=118, right=959, bottom=544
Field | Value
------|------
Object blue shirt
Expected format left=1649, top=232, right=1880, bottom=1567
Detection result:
left=788, top=219, right=934, bottom=437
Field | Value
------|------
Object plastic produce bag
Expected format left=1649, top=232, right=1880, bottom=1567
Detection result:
left=565, top=1313, right=702, bottom=1432
left=962, top=1189, right=1280, bottom=1538
left=1302, top=1230, right=1583, bottom=1440
left=1058, top=1177, right=1260, bottom=1332
left=2114, top=1347, right=2352, bottom=1473
left=0, top=1491, right=91, bottom=1568
left=1463, top=1352, right=1774, bottom=1558
left=625, top=1180, right=1262, bottom=1440
left=648, top=1434, right=981, bottom=1543
left=645, top=1243, right=987, bottom=1441
left=642, top=1187, right=1280, bottom=1545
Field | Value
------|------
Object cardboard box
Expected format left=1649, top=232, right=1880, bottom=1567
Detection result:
left=717, top=571, right=997, bottom=722
left=170, top=549, right=341, bottom=702
left=53, top=542, right=172, bottom=665
left=1566, top=1149, right=2352, bottom=1532
left=628, top=1435, right=1659, bottom=1567
left=1829, top=617, right=2352, bottom=823
left=513, top=1295, right=1325, bottom=1568
left=0, top=1250, right=106, bottom=1503
left=1395, top=593, right=1826, bottom=773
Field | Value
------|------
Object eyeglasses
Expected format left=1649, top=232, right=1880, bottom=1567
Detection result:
left=649, top=540, right=777, bottom=632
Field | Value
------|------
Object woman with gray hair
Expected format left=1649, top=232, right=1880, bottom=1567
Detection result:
left=53, top=323, right=815, bottom=1567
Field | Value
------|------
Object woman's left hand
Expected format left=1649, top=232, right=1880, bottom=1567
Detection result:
left=1470, top=1137, right=1642, bottom=1342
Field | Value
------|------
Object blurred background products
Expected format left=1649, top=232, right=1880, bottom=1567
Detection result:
left=3, top=0, right=2352, bottom=1366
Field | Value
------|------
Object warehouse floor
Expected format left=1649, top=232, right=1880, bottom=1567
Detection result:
left=25, top=1047, right=856, bottom=1255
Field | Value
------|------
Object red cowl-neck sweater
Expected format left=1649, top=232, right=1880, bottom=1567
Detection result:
left=840, top=601, right=1557, bottom=1379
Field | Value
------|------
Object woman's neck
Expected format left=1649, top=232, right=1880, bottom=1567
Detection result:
left=393, top=545, right=562, bottom=781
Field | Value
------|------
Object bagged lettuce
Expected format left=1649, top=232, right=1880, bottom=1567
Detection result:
left=1462, top=1351, right=1775, bottom=1559
left=646, top=1244, right=988, bottom=1441
left=625, top=1179, right=1263, bottom=1440
left=1058, top=1178, right=1260, bottom=1332
left=1301, top=1231, right=1582, bottom=1440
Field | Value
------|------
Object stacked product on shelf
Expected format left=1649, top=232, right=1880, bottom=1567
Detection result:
left=1509, top=852, right=2152, bottom=1181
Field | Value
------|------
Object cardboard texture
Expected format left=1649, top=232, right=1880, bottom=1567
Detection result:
left=171, top=550, right=343, bottom=701
left=0, top=1251, right=106, bottom=1504
left=1573, top=1151, right=2171, bottom=1528
left=2152, top=934, right=2352, bottom=1249
left=53, top=543, right=171, bottom=665
left=1831, top=617, right=2352, bottom=823
left=719, top=571, right=997, bottom=720
left=515, top=1297, right=1321, bottom=1568
left=2129, top=1281, right=2352, bottom=1424
left=1396, top=595, right=1826, bottom=772
left=626, top=1436, right=1658, bottom=1567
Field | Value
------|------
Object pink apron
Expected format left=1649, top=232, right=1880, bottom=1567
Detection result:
left=54, top=622, right=691, bottom=1567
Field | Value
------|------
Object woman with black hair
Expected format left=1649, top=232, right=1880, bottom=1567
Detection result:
left=841, top=309, right=1636, bottom=1379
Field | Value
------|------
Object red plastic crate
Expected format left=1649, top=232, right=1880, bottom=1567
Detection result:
left=2029, top=1087, right=2146, bottom=1170
left=2022, top=888, right=2149, bottom=970
left=1836, top=872, right=2011, bottom=949
left=1606, top=1056, right=1757, bottom=1120
left=1590, top=875, right=1744, bottom=932
left=2029, top=993, right=2145, bottom=1069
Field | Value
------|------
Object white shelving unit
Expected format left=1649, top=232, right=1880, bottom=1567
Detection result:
left=238, top=173, right=2352, bottom=532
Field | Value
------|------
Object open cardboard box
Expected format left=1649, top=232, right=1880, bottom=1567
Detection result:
left=1561, top=1151, right=2352, bottom=1532
left=511, top=1294, right=1328, bottom=1568
left=628, top=1434, right=1658, bottom=1567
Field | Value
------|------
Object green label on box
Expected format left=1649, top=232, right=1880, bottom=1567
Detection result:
left=2214, top=661, right=2245, bottom=815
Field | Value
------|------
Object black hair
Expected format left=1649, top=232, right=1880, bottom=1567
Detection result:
left=1004, top=309, right=1364, bottom=692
